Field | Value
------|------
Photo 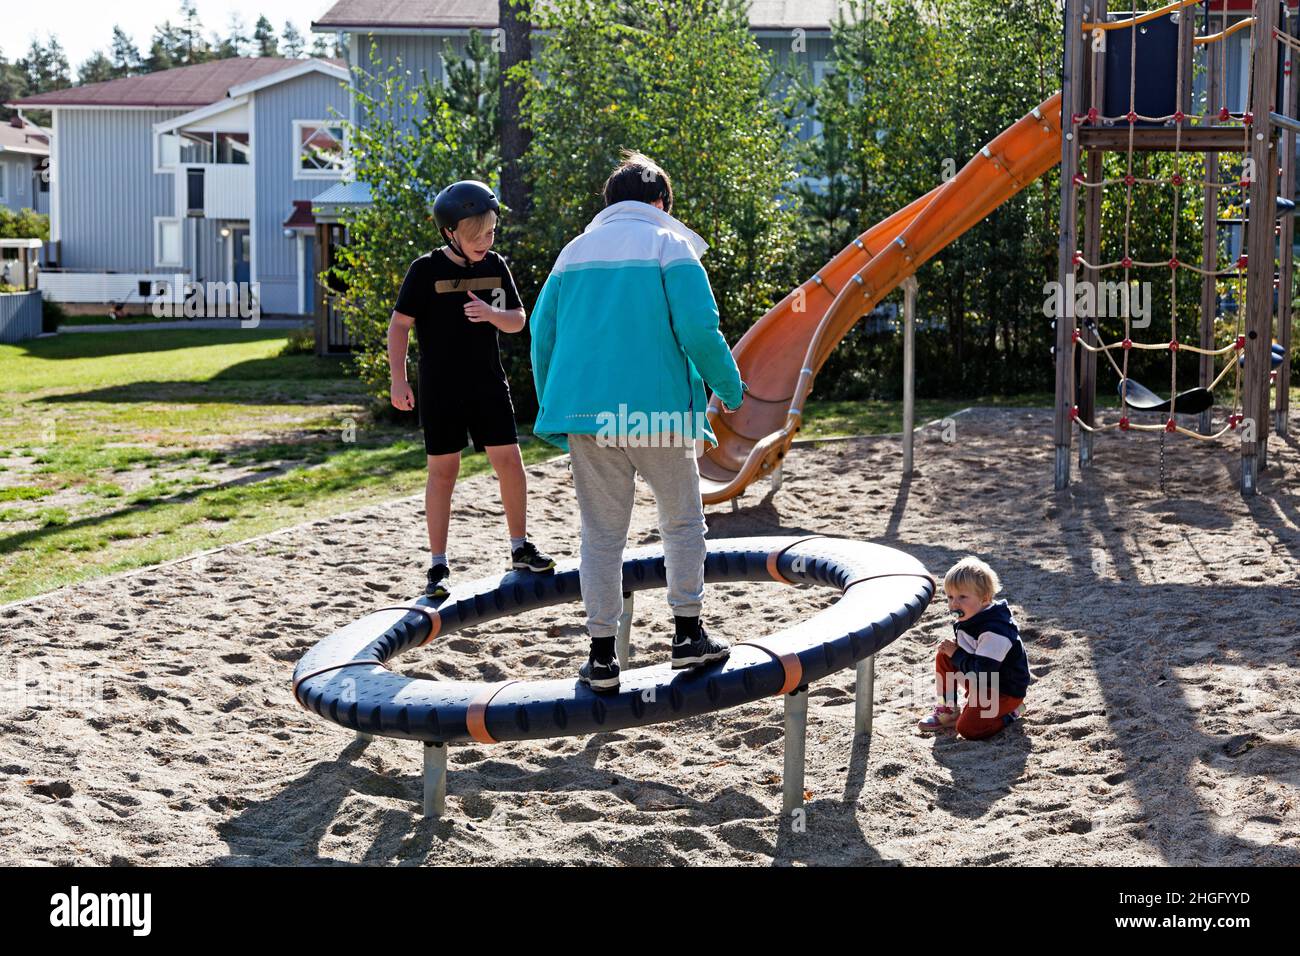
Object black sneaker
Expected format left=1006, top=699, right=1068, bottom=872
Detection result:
left=424, top=564, right=451, bottom=602
left=671, top=626, right=731, bottom=670
left=578, top=655, right=620, bottom=693
left=512, top=541, right=557, bottom=573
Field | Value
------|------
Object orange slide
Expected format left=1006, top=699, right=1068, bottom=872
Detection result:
left=700, top=92, right=1064, bottom=504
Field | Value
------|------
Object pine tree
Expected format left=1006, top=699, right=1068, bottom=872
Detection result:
left=310, top=35, right=337, bottom=59
left=79, top=51, right=115, bottom=85
left=110, top=26, right=142, bottom=77
left=282, top=23, right=305, bottom=58
left=253, top=16, right=278, bottom=57
left=218, top=15, right=249, bottom=58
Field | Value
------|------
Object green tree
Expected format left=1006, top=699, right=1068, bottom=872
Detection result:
left=253, top=16, right=278, bottom=58
left=0, top=52, right=29, bottom=122
left=217, top=15, right=249, bottom=58
left=0, top=209, right=51, bottom=242
left=512, top=0, right=799, bottom=344
left=327, top=46, right=487, bottom=404
left=78, top=51, right=114, bottom=85
left=109, top=26, right=142, bottom=77
left=282, top=23, right=305, bottom=59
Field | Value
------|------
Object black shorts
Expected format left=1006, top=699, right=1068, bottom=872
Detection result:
left=418, top=381, right=519, bottom=456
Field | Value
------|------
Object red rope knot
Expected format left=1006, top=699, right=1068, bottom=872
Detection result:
left=1122, top=338, right=1133, bottom=351
left=1088, top=106, right=1099, bottom=125
left=1244, top=111, right=1254, bottom=125
left=1228, top=414, right=1243, bottom=430
left=1168, top=339, right=1180, bottom=351
left=1170, top=173, right=1184, bottom=187
left=1119, top=416, right=1131, bottom=431
left=1121, top=256, right=1133, bottom=269
left=1237, top=254, right=1248, bottom=271
left=1168, top=257, right=1180, bottom=271
left=1126, top=110, right=1138, bottom=124
left=1287, top=60, right=1294, bottom=77
left=1072, top=173, right=1086, bottom=186
left=1072, top=250, right=1083, bottom=265
left=1069, top=406, right=1079, bottom=422
left=1235, top=334, right=1247, bottom=350
left=1165, top=418, right=1177, bottom=433
left=1124, top=174, right=1136, bottom=187
left=1219, top=106, right=1231, bottom=122
left=1071, top=329, right=1081, bottom=344
left=1239, top=178, right=1252, bottom=189
left=1173, top=110, right=1185, bottom=124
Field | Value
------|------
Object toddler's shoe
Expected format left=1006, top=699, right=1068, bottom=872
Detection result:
left=917, top=704, right=958, bottom=732
left=512, top=541, right=557, bottom=573
left=1002, top=703, right=1027, bottom=728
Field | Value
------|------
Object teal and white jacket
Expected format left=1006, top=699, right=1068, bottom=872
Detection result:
left=529, top=201, right=745, bottom=452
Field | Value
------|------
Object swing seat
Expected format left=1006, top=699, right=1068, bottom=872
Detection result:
left=1117, top=378, right=1215, bottom=415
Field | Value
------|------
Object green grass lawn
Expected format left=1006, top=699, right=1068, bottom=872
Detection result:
left=0, top=328, right=1293, bottom=603
left=0, top=329, right=556, bottom=603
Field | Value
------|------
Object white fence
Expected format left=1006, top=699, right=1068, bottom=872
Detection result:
left=37, top=272, right=184, bottom=305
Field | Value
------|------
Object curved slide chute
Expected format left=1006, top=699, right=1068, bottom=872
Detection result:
left=700, top=92, right=1064, bottom=504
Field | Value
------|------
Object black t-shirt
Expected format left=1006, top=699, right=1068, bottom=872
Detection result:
left=394, top=248, right=522, bottom=395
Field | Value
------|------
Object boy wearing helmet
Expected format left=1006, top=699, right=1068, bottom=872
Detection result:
left=388, top=180, right=556, bottom=601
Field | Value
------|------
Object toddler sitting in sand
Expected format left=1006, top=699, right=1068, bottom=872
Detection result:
left=918, top=556, right=1029, bottom=739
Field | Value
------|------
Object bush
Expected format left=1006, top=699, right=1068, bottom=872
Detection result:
left=42, top=297, right=66, bottom=333
left=0, top=208, right=50, bottom=241
left=279, top=324, right=315, bottom=356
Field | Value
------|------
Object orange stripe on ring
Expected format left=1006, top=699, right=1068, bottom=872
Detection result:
left=738, top=640, right=804, bottom=696
left=766, top=535, right=827, bottom=585
left=466, top=680, right=518, bottom=744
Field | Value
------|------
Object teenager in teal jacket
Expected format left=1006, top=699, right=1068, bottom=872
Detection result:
left=531, top=152, right=745, bottom=693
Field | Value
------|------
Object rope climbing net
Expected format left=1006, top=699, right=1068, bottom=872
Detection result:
left=1064, top=1, right=1290, bottom=441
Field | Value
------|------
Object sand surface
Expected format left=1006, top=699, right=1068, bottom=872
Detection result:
left=2, top=406, right=1298, bottom=866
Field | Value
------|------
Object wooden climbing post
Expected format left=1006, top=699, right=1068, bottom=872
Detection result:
left=1199, top=1, right=1221, bottom=437
left=1055, top=0, right=1085, bottom=490
left=1243, top=0, right=1279, bottom=494
left=1277, top=7, right=1298, bottom=439
left=1079, top=0, right=1106, bottom=466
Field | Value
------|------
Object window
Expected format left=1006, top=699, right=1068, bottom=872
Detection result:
left=294, top=121, right=346, bottom=179
left=155, top=217, right=183, bottom=268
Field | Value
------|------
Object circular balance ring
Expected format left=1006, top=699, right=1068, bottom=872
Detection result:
left=292, top=536, right=935, bottom=745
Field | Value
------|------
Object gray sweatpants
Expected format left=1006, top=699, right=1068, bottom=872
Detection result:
left=568, top=434, right=707, bottom=638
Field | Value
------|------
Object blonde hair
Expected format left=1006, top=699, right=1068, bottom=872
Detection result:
left=944, top=556, right=1001, bottom=604
left=449, top=209, right=497, bottom=242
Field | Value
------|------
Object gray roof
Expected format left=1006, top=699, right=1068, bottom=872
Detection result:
left=313, top=0, right=851, bottom=31
left=8, top=57, right=344, bottom=109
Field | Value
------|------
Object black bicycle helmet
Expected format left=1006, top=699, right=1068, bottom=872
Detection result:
left=434, top=180, right=500, bottom=235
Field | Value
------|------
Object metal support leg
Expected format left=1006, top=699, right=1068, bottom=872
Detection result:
left=854, top=656, right=876, bottom=737
left=615, top=591, right=634, bottom=667
left=782, top=685, right=809, bottom=814
left=730, top=498, right=739, bottom=513
left=771, top=463, right=784, bottom=493
left=423, top=742, right=447, bottom=818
